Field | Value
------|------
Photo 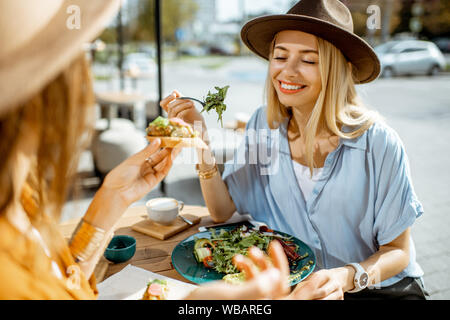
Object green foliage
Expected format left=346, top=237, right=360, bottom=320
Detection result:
left=132, top=0, right=198, bottom=43
left=99, top=27, right=117, bottom=44
left=208, top=227, right=273, bottom=274
left=201, top=85, right=230, bottom=127
left=149, top=116, right=169, bottom=128
left=422, top=0, right=450, bottom=37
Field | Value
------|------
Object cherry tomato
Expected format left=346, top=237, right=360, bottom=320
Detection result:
left=202, top=256, right=214, bottom=268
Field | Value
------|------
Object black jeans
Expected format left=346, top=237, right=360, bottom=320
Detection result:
left=344, top=277, right=430, bottom=300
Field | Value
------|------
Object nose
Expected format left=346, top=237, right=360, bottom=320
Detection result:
left=283, top=57, right=302, bottom=78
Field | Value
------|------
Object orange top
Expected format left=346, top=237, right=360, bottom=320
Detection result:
left=0, top=185, right=98, bottom=300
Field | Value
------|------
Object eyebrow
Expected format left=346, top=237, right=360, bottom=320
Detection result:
left=274, top=45, right=318, bottom=54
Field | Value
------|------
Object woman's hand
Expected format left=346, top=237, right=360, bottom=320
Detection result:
left=185, top=240, right=290, bottom=300
left=101, top=138, right=178, bottom=207
left=233, top=240, right=291, bottom=299
left=160, top=90, right=208, bottom=142
left=80, top=138, right=179, bottom=276
left=286, top=268, right=347, bottom=300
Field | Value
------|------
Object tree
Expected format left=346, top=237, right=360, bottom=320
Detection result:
left=342, top=0, right=401, bottom=38
left=391, top=0, right=415, bottom=35
left=421, top=0, right=450, bottom=38
left=391, top=0, right=449, bottom=39
left=99, top=27, right=117, bottom=44
left=131, top=0, right=198, bottom=43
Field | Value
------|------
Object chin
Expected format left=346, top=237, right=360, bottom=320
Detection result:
left=277, top=92, right=318, bottom=111
left=277, top=95, right=305, bottom=108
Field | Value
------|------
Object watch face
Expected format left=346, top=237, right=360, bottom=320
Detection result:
left=360, top=273, right=369, bottom=287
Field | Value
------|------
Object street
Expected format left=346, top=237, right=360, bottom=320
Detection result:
left=81, top=56, right=450, bottom=298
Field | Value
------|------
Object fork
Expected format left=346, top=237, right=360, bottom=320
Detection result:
left=178, top=96, right=205, bottom=107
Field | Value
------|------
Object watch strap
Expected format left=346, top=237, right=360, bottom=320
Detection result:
left=346, top=263, right=369, bottom=293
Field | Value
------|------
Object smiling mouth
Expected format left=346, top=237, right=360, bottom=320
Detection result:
left=278, top=81, right=307, bottom=94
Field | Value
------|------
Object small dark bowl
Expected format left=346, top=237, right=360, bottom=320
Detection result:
left=104, top=235, right=136, bottom=263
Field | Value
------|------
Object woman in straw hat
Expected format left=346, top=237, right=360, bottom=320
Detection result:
left=165, top=0, right=428, bottom=299
left=0, top=0, right=291, bottom=300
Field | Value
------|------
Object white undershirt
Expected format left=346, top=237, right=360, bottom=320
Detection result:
left=292, top=161, right=324, bottom=202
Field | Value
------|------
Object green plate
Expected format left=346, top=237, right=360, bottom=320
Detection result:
left=171, top=223, right=316, bottom=286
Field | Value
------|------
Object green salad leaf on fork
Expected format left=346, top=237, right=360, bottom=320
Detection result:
left=201, top=85, right=230, bottom=127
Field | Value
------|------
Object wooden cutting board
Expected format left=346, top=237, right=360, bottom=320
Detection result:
left=93, top=257, right=110, bottom=283
left=131, top=214, right=201, bottom=240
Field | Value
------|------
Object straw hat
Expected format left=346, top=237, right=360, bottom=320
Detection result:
left=0, top=0, right=121, bottom=116
left=241, top=0, right=380, bottom=84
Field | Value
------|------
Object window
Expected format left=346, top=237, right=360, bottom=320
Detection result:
left=400, top=47, right=427, bottom=53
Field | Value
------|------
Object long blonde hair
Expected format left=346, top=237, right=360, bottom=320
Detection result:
left=265, top=36, right=380, bottom=173
left=0, top=53, right=95, bottom=251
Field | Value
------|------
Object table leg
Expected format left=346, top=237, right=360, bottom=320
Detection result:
left=107, top=104, right=118, bottom=130
left=134, top=101, right=146, bottom=130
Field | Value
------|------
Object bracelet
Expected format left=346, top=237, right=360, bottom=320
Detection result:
left=195, top=163, right=218, bottom=180
left=69, top=219, right=106, bottom=262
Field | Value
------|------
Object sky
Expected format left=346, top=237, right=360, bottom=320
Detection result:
left=216, top=0, right=293, bottom=22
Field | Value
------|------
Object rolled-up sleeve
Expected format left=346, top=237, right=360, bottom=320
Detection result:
left=372, top=127, right=424, bottom=246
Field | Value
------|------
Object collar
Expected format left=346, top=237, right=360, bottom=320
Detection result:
left=339, top=125, right=368, bottom=151
left=278, top=121, right=367, bottom=152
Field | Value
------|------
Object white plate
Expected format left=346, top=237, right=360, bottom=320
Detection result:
left=97, top=264, right=198, bottom=300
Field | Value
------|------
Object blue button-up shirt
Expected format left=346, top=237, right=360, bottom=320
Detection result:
left=222, top=106, right=424, bottom=286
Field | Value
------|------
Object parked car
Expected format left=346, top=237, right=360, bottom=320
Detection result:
left=375, top=40, right=446, bottom=78
left=207, top=43, right=236, bottom=56
left=178, top=46, right=208, bottom=57
left=123, top=53, right=156, bottom=78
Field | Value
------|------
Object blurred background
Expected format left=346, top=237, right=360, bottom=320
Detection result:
left=63, top=0, right=450, bottom=299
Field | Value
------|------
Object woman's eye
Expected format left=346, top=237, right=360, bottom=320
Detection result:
left=303, top=60, right=316, bottom=65
left=274, top=57, right=286, bottom=60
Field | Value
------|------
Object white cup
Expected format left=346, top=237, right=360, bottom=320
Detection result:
left=145, top=197, right=184, bottom=226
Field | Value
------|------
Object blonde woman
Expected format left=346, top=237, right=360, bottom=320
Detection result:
left=0, top=0, right=290, bottom=300
left=163, top=0, right=428, bottom=300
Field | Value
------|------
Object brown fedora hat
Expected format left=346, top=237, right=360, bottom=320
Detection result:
left=241, top=0, right=380, bottom=84
left=0, top=0, right=121, bottom=117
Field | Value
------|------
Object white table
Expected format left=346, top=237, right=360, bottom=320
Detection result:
left=96, top=90, right=155, bottom=130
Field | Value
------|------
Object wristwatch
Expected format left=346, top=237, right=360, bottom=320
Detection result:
left=346, top=263, right=369, bottom=293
